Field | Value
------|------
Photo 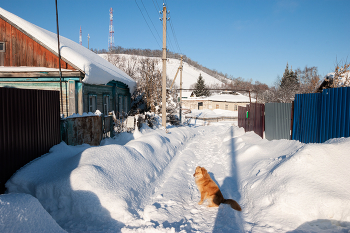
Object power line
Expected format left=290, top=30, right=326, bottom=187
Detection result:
left=157, top=3, right=176, bottom=55
left=162, top=1, right=182, bottom=55
left=140, top=0, right=162, bottom=43
left=135, top=0, right=181, bottom=56
left=135, top=0, right=161, bottom=48
left=169, top=19, right=182, bottom=54
left=152, top=0, right=161, bottom=13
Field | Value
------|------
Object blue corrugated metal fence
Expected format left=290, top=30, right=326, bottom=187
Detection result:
left=292, top=87, right=350, bottom=143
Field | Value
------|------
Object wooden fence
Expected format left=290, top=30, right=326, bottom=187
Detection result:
left=238, top=103, right=265, bottom=138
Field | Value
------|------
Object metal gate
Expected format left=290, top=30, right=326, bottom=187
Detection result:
left=0, top=87, right=60, bottom=193
left=265, top=103, right=293, bottom=140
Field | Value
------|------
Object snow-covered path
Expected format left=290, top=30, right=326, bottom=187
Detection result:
left=130, top=124, right=243, bottom=232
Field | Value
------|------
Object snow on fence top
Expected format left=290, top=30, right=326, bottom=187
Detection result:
left=0, top=7, right=136, bottom=94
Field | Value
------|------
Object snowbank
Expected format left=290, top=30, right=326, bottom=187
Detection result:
left=236, top=133, right=350, bottom=232
left=2, top=119, right=350, bottom=232
left=5, top=126, right=197, bottom=232
left=0, top=193, right=66, bottom=233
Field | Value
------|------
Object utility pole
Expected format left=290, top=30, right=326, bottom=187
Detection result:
left=161, top=4, right=168, bottom=128
left=179, top=55, right=183, bottom=122
left=87, top=34, right=90, bottom=49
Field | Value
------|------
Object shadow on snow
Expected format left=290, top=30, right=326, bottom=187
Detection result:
left=212, top=126, right=244, bottom=232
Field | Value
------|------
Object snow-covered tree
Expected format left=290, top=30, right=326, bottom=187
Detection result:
left=332, top=62, right=350, bottom=88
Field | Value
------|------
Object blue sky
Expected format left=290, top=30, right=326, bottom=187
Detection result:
left=1, top=0, right=349, bottom=86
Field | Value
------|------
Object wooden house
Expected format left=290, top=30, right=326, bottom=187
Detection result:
left=0, top=7, right=136, bottom=118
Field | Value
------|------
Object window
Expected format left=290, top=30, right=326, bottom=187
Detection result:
left=216, top=104, right=219, bottom=109
left=88, top=94, right=97, bottom=112
left=0, top=42, right=5, bottom=52
left=118, top=95, right=123, bottom=117
left=124, top=96, right=128, bottom=113
left=103, top=95, right=110, bottom=116
left=225, top=104, right=229, bottom=110
left=234, top=105, right=238, bottom=111
left=198, top=102, right=203, bottom=110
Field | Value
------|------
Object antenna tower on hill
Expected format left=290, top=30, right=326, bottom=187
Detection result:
left=108, top=7, right=114, bottom=50
left=79, top=26, right=82, bottom=45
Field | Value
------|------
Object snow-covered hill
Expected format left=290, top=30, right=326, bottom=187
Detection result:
left=99, top=54, right=226, bottom=89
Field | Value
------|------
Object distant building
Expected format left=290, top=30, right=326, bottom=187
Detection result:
left=0, top=7, right=136, bottom=118
left=182, top=91, right=254, bottom=111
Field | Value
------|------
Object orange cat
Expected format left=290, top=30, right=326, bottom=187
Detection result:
left=193, top=166, right=241, bottom=211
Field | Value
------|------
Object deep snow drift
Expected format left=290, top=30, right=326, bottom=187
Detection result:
left=1, top=119, right=350, bottom=232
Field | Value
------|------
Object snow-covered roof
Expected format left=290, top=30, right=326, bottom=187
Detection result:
left=181, top=91, right=193, bottom=98
left=0, top=7, right=136, bottom=94
left=184, top=92, right=255, bottom=103
left=324, top=71, right=350, bottom=87
left=207, top=93, right=255, bottom=102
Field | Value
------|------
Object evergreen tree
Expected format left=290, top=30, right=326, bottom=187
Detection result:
left=280, top=63, right=299, bottom=91
left=278, top=63, right=300, bottom=102
left=193, top=73, right=210, bottom=97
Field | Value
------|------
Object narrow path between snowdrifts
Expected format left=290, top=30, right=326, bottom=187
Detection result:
left=122, top=123, right=245, bottom=232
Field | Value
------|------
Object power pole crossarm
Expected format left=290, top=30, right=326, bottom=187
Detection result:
left=170, top=66, right=181, bottom=90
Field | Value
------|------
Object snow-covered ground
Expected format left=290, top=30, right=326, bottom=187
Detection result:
left=1, top=115, right=350, bottom=233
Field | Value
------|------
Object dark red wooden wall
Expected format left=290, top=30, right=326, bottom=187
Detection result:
left=0, top=17, right=75, bottom=70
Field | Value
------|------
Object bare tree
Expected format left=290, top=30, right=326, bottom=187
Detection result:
left=137, top=58, right=162, bottom=113
left=296, top=66, right=320, bottom=93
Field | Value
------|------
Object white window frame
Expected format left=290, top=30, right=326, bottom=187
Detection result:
left=0, top=42, right=5, bottom=52
left=225, top=104, right=229, bottom=110
left=103, top=95, right=110, bottom=116
left=88, top=94, right=97, bottom=113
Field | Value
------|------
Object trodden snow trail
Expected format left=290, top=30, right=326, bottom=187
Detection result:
left=122, top=123, right=245, bottom=232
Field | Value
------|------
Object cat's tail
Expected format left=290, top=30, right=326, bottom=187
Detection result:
left=222, top=199, right=242, bottom=211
